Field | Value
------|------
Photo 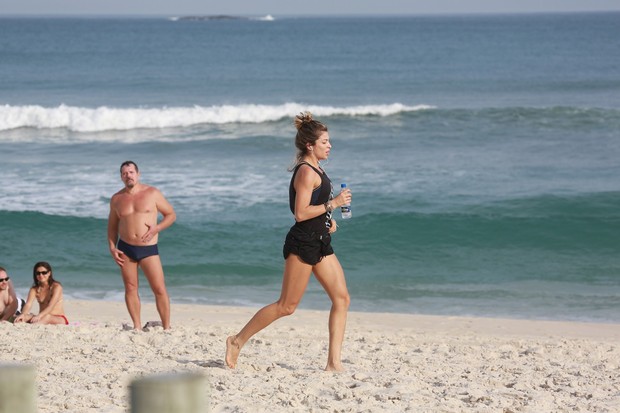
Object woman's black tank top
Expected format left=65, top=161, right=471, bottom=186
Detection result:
left=289, top=162, right=333, bottom=235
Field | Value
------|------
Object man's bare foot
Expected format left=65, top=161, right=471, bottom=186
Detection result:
left=122, top=323, right=141, bottom=331
left=225, top=335, right=240, bottom=369
left=142, top=321, right=171, bottom=331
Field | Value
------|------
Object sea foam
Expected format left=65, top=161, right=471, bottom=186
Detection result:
left=0, top=103, right=432, bottom=132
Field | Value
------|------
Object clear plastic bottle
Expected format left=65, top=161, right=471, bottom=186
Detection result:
left=340, top=183, right=352, bottom=219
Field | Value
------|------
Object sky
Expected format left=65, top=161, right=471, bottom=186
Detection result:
left=2, top=0, right=620, bottom=16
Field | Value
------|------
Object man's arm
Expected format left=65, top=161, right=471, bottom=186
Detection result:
left=107, top=197, right=125, bottom=266
left=1, top=281, right=19, bottom=321
left=155, top=189, right=176, bottom=232
left=141, top=188, right=176, bottom=243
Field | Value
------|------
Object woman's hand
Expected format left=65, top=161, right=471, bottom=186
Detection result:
left=329, top=219, right=338, bottom=234
left=14, top=313, right=33, bottom=323
left=332, top=187, right=352, bottom=208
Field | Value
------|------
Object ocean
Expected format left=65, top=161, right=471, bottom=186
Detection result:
left=1, top=13, right=619, bottom=323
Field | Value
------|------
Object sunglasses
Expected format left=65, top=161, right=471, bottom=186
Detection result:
left=0, top=277, right=9, bottom=282
left=35, top=270, right=50, bottom=276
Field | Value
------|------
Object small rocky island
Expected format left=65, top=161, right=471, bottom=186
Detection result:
left=174, top=15, right=248, bottom=21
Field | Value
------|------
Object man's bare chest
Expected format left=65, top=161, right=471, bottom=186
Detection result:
left=116, top=193, right=155, bottom=216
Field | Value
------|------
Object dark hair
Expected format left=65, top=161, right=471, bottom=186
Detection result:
left=291, top=111, right=328, bottom=168
left=120, top=160, right=139, bottom=174
left=32, top=261, right=59, bottom=288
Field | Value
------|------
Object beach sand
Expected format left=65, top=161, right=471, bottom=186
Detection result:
left=2, top=299, right=619, bottom=412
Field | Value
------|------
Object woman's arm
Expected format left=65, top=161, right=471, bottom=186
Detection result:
left=293, top=165, right=327, bottom=222
left=14, top=287, right=36, bottom=323
left=293, top=165, right=352, bottom=222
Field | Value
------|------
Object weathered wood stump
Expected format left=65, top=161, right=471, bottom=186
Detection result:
left=130, top=372, right=208, bottom=413
left=0, top=363, right=37, bottom=413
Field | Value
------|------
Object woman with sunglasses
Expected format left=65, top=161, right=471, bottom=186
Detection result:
left=14, top=261, right=68, bottom=325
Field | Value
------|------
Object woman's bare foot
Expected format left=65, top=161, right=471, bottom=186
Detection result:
left=225, top=335, right=240, bottom=369
left=325, top=362, right=345, bottom=372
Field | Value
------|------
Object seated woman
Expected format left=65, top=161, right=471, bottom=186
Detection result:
left=14, top=261, right=68, bottom=325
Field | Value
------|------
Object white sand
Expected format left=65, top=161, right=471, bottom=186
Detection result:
left=2, top=299, right=619, bottom=412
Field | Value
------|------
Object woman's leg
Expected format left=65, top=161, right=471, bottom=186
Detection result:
left=312, top=254, right=350, bottom=371
left=225, top=254, right=313, bottom=368
left=34, top=314, right=68, bottom=325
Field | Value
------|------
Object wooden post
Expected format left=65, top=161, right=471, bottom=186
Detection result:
left=130, top=372, right=208, bottom=413
left=0, top=363, right=37, bottom=413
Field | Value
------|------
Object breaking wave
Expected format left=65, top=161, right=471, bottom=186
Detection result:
left=0, top=102, right=432, bottom=132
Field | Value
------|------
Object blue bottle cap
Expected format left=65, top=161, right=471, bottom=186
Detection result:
left=341, top=183, right=347, bottom=188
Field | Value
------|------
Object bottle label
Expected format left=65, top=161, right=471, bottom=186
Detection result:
left=341, top=205, right=352, bottom=219
left=340, top=183, right=351, bottom=218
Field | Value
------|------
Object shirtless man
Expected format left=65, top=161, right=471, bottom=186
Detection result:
left=0, top=266, right=22, bottom=322
left=107, top=161, right=176, bottom=330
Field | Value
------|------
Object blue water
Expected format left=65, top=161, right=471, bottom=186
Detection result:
left=1, top=13, right=619, bottom=322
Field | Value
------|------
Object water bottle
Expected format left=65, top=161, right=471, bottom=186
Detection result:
left=340, top=183, right=352, bottom=219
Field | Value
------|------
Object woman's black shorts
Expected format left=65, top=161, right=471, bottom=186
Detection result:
left=283, top=225, right=334, bottom=265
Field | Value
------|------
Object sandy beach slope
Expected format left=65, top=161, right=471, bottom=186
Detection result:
left=1, top=300, right=619, bottom=412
